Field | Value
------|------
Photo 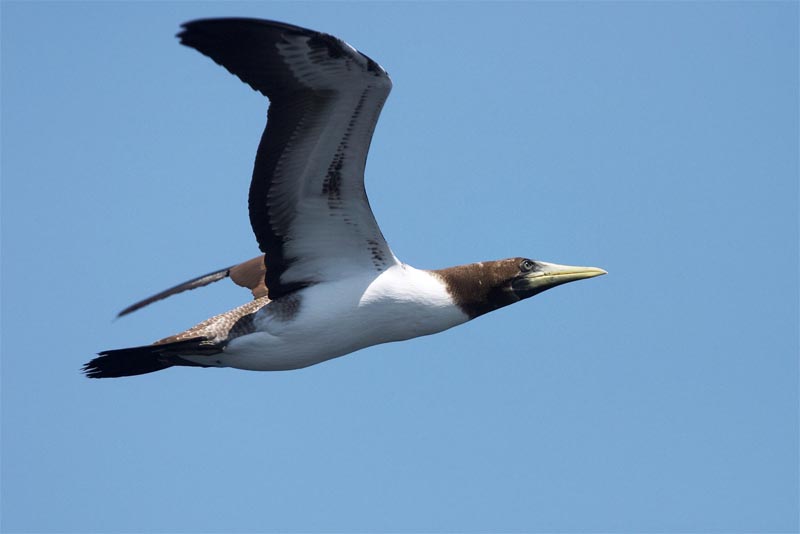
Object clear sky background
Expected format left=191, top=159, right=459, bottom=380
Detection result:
left=2, top=2, right=797, bottom=532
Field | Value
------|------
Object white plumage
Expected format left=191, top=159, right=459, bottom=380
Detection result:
left=203, top=266, right=467, bottom=371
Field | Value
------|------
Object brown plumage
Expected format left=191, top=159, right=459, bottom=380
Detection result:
left=432, top=259, right=525, bottom=319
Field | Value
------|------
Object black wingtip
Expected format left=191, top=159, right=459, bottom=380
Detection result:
left=176, top=17, right=309, bottom=50
left=177, top=17, right=311, bottom=36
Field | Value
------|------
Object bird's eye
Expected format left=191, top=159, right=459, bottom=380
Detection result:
left=520, top=259, right=536, bottom=272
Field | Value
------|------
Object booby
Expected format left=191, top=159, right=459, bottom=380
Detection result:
left=84, top=18, right=606, bottom=378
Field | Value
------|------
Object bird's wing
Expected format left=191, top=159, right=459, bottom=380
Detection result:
left=179, top=18, right=398, bottom=300
left=117, top=255, right=268, bottom=317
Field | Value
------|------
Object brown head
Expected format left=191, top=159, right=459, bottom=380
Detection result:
left=432, top=257, right=606, bottom=319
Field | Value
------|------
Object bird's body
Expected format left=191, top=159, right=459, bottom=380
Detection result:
left=193, top=265, right=467, bottom=371
left=84, top=18, right=605, bottom=379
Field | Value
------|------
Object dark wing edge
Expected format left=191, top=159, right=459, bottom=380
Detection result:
left=177, top=18, right=314, bottom=98
left=117, top=255, right=267, bottom=317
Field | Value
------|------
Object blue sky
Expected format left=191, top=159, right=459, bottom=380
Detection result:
left=1, top=2, right=797, bottom=532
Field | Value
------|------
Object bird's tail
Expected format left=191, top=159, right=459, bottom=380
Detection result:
left=83, top=337, right=219, bottom=379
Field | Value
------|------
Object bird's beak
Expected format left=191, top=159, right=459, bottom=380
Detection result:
left=511, top=261, right=607, bottom=297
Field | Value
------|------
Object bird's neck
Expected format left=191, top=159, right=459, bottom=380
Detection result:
left=430, top=261, right=519, bottom=319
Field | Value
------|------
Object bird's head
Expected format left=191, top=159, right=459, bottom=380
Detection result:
left=509, top=258, right=607, bottom=299
left=433, top=257, right=606, bottom=319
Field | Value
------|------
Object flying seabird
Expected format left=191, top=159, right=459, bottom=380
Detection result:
left=84, top=18, right=606, bottom=379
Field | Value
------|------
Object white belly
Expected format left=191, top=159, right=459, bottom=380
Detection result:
left=216, top=264, right=469, bottom=371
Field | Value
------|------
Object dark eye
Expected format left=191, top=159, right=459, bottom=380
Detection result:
left=520, top=259, right=536, bottom=272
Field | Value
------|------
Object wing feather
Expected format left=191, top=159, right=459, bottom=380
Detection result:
left=179, top=18, right=397, bottom=299
left=117, top=255, right=267, bottom=317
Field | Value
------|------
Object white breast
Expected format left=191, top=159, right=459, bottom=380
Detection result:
left=219, top=264, right=469, bottom=371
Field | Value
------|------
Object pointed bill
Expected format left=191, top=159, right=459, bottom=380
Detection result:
left=511, top=261, right=607, bottom=296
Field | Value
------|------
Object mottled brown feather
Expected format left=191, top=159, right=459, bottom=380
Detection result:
left=155, top=296, right=271, bottom=346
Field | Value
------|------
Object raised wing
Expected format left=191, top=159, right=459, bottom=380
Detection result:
left=178, top=18, right=398, bottom=300
left=117, top=255, right=268, bottom=317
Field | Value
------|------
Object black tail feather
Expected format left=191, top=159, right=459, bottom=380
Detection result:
left=83, top=350, right=173, bottom=378
left=84, top=338, right=217, bottom=379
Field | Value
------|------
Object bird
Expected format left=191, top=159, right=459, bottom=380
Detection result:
left=83, top=18, right=606, bottom=379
